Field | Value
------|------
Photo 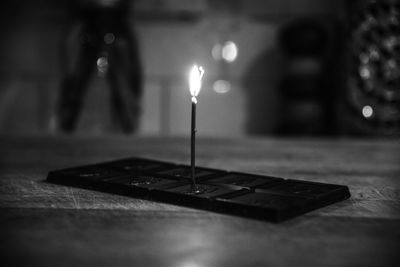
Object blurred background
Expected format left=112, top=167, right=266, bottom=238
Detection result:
left=0, top=0, right=399, bottom=137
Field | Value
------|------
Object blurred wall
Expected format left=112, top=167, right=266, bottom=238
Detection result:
left=0, top=0, right=344, bottom=136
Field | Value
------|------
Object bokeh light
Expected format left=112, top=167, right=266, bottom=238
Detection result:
left=212, top=41, right=238, bottom=63
left=222, top=41, right=238, bottom=62
left=213, top=80, right=231, bottom=94
left=211, top=44, right=222, bottom=61
left=362, top=105, right=374, bottom=118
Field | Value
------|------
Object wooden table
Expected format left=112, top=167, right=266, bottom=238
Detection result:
left=1, top=136, right=399, bottom=267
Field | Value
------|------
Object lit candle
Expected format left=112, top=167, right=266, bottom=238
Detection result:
left=189, top=65, right=204, bottom=192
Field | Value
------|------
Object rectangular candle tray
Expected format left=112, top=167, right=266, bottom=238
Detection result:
left=47, top=157, right=351, bottom=222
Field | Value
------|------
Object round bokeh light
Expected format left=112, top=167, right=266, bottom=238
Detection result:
left=213, top=80, right=231, bottom=94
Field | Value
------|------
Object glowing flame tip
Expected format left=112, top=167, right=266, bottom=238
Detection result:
left=189, top=65, right=205, bottom=98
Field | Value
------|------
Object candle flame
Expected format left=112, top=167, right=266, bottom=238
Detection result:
left=189, top=65, right=204, bottom=102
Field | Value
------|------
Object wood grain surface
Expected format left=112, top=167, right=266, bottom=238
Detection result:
left=0, top=136, right=399, bottom=267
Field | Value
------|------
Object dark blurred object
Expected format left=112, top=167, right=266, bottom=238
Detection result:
left=277, top=18, right=344, bottom=136
left=345, top=0, right=400, bottom=136
left=57, top=0, right=142, bottom=133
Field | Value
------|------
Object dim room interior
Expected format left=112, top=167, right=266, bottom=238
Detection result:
left=0, top=1, right=399, bottom=267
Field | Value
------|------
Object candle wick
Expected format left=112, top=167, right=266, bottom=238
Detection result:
left=191, top=96, right=197, bottom=104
